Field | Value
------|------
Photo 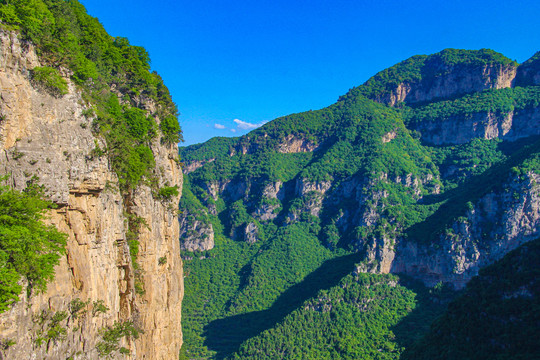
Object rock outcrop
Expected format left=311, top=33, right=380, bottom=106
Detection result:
left=370, top=53, right=517, bottom=106
left=412, top=108, right=540, bottom=145
left=392, top=172, right=540, bottom=288
left=0, top=30, right=183, bottom=359
left=516, top=51, right=540, bottom=86
left=277, top=135, right=319, bottom=153
left=179, top=211, right=215, bottom=252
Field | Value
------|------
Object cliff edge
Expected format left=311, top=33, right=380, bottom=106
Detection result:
left=0, top=28, right=183, bottom=360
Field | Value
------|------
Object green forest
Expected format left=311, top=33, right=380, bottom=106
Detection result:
left=180, top=49, right=540, bottom=359
left=0, top=1, right=538, bottom=359
left=0, top=180, right=66, bottom=312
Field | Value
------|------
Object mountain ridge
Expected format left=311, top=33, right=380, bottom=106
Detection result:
left=180, top=48, right=540, bottom=359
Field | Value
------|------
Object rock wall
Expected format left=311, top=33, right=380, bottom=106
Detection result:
left=392, top=172, right=540, bottom=288
left=179, top=210, right=215, bottom=252
left=413, top=107, right=540, bottom=145
left=277, top=135, right=319, bottom=153
left=516, top=52, right=540, bottom=86
left=375, top=63, right=517, bottom=106
left=0, top=30, right=183, bottom=359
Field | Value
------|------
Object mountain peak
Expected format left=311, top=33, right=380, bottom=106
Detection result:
left=358, top=48, right=518, bottom=106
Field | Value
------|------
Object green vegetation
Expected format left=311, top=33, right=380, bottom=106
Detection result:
left=180, top=105, right=445, bottom=357
left=68, top=298, right=90, bottom=319
left=181, top=48, right=540, bottom=360
left=92, top=300, right=109, bottom=317
left=182, top=219, right=336, bottom=358
left=0, top=338, right=15, bottom=350
left=96, top=321, right=142, bottom=357
left=30, top=297, right=109, bottom=350
left=157, top=185, right=179, bottom=200
left=405, top=86, right=540, bottom=126
left=124, top=212, right=148, bottom=295
left=182, top=92, right=437, bottom=187
left=408, top=136, right=540, bottom=244
left=0, top=0, right=182, bottom=190
left=30, top=66, right=68, bottom=96
left=429, top=138, right=506, bottom=187
left=232, top=274, right=451, bottom=360
left=0, top=181, right=67, bottom=312
left=93, top=94, right=158, bottom=190
left=404, top=238, right=540, bottom=360
left=34, top=310, right=68, bottom=346
left=352, top=48, right=516, bottom=101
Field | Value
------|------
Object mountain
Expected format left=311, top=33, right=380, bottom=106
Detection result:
left=403, top=238, right=540, bottom=360
left=180, top=49, right=540, bottom=359
left=0, top=1, right=183, bottom=358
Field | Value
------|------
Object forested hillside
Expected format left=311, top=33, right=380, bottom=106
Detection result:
left=403, top=238, right=540, bottom=360
left=180, top=49, right=540, bottom=359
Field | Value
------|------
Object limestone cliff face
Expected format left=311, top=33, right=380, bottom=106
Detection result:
left=179, top=210, right=215, bottom=252
left=0, top=30, right=183, bottom=359
left=412, top=107, right=540, bottom=145
left=374, top=62, right=517, bottom=106
left=277, top=135, right=319, bottom=153
left=392, top=172, right=540, bottom=288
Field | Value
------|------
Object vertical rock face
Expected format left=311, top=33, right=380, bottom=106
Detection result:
left=412, top=108, right=540, bottom=146
left=179, top=211, right=215, bottom=252
left=0, top=31, right=182, bottom=359
left=516, top=51, right=540, bottom=86
left=375, top=62, right=517, bottom=106
left=392, top=172, right=540, bottom=288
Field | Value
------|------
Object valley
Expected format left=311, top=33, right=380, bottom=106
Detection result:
left=180, top=49, right=540, bottom=359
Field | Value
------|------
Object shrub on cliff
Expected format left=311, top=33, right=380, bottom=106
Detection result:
left=0, top=181, right=67, bottom=312
left=30, top=66, right=68, bottom=96
left=0, top=0, right=183, bottom=190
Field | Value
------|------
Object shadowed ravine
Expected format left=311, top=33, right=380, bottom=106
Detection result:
left=407, top=136, right=540, bottom=244
left=203, top=252, right=363, bottom=359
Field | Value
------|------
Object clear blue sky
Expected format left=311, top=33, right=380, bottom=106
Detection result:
left=79, top=0, right=540, bottom=146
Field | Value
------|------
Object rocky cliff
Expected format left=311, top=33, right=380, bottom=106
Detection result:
left=0, top=30, right=182, bottom=359
left=411, top=108, right=540, bottom=145
left=363, top=49, right=518, bottom=106
left=374, top=62, right=516, bottom=106
left=516, top=51, right=540, bottom=86
left=180, top=48, right=540, bottom=290
left=392, top=170, right=540, bottom=287
left=179, top=48, right=540, bottom=357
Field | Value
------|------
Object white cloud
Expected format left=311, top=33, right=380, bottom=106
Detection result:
left=214, top=123, right=226, bottom=129
left=230, top=129, right=237, bottom=133
left=233, top=119, right=266, bottom=130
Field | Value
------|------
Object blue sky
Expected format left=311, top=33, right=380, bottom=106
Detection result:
left=80, top=0, right=540, bottom=146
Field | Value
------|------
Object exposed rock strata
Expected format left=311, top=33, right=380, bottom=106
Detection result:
left=179, top=211, right=215, bottom=252
left=277, top=134, right=319, bottom=153
left=392, top=172, right=540, bottom=288
left=374, top=62, right=517, bottom=106
left=412, top=108, right=540, bottom=145
left=0, top=30, right=182, bottom=359
left=183, top=158, right=215, bottom=174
